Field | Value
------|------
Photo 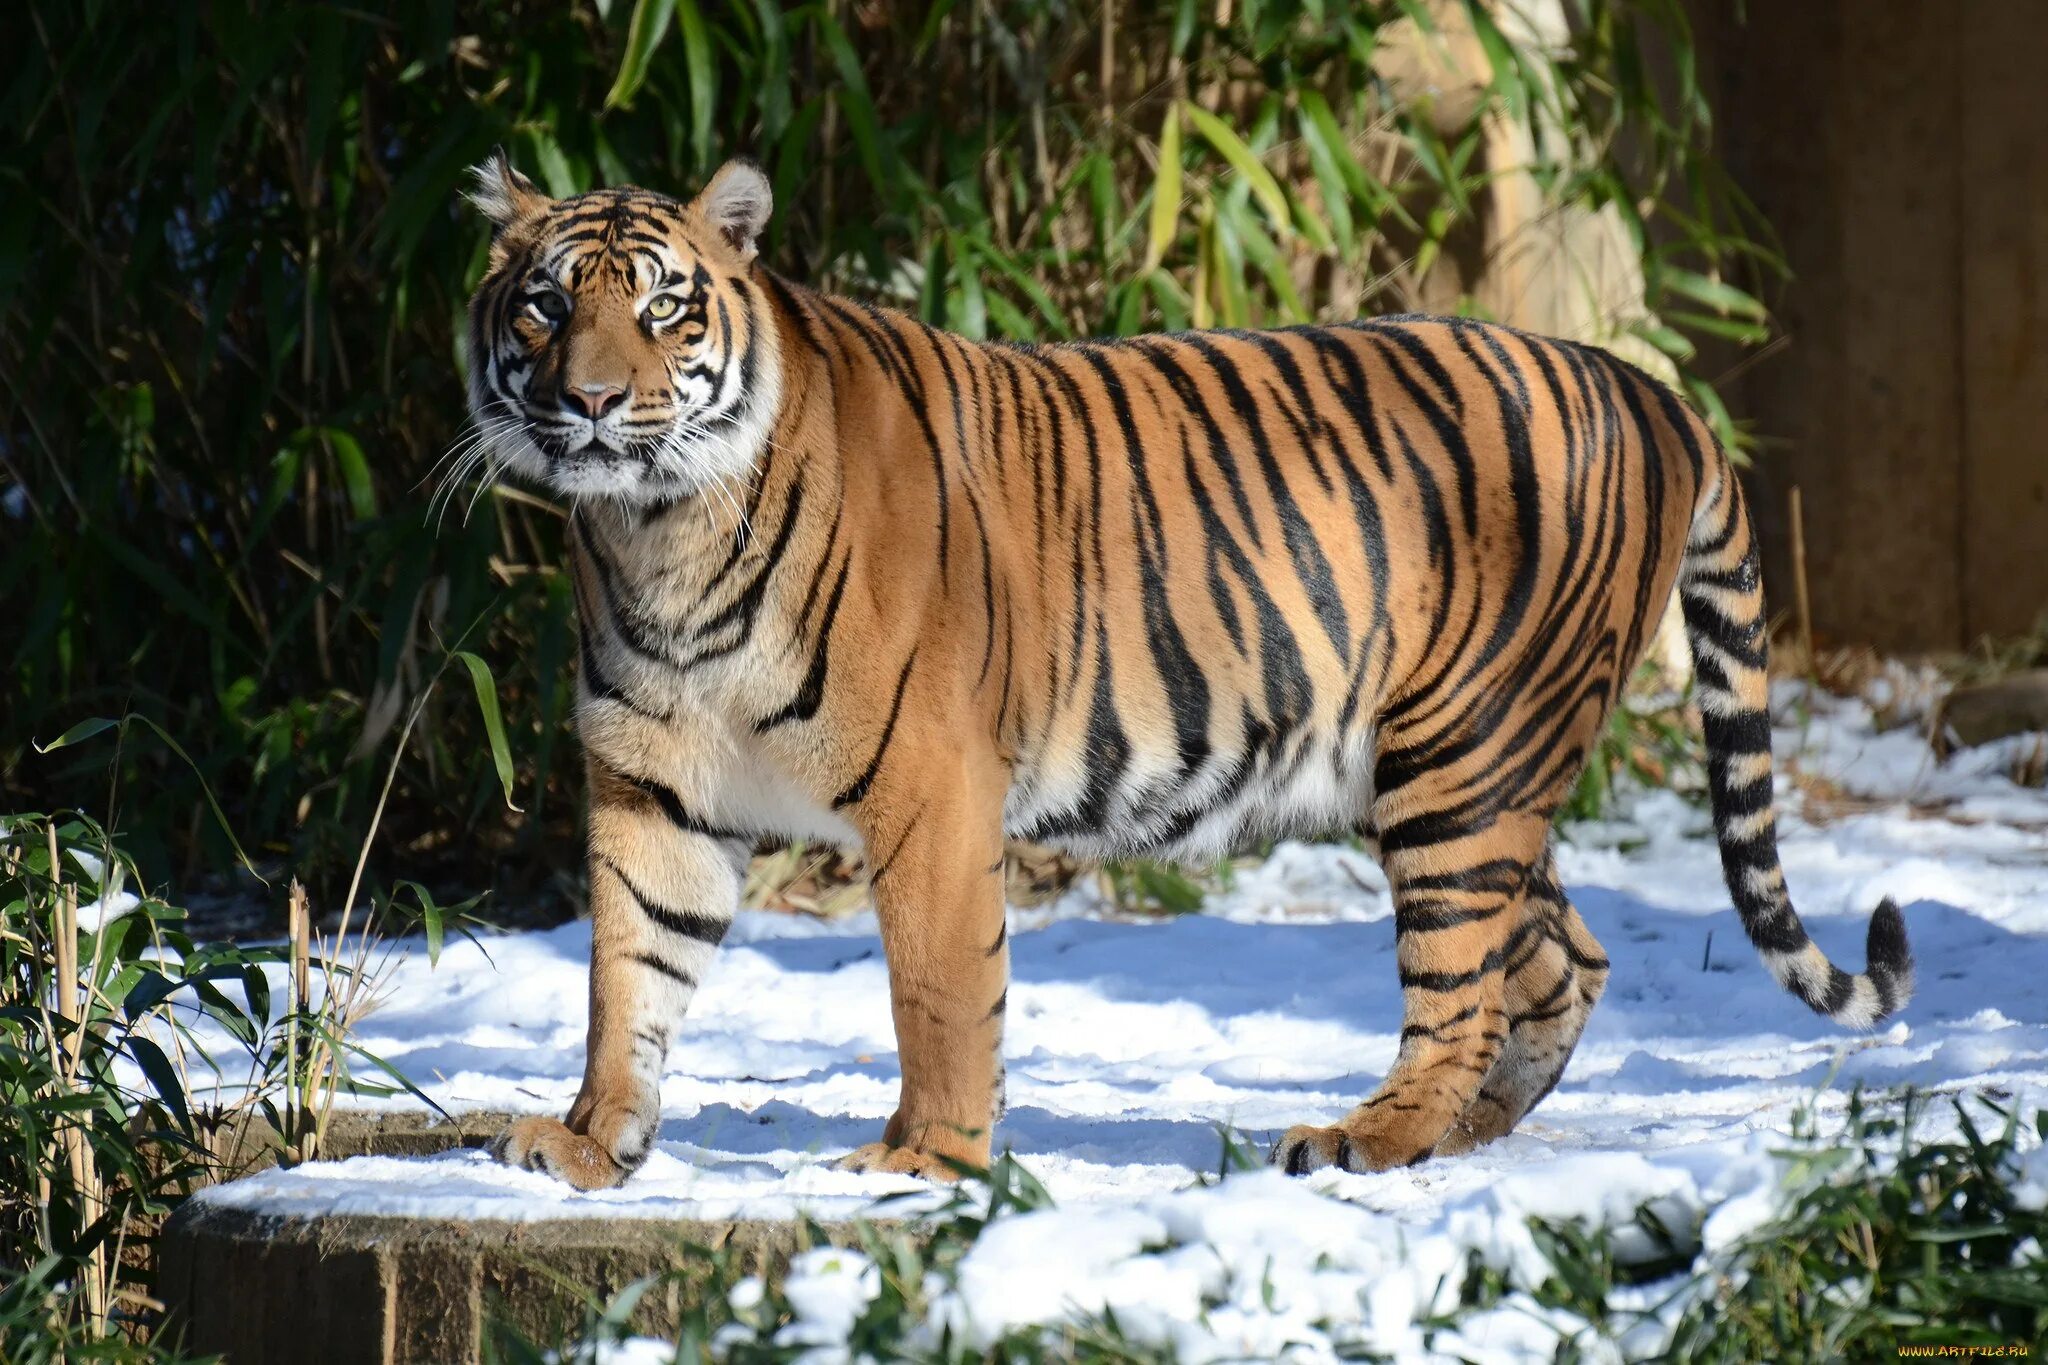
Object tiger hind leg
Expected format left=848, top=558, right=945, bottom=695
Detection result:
left=1434, top=848, right=1609, bottom=1156
left=1272, top=807, right=1553, bottom=1174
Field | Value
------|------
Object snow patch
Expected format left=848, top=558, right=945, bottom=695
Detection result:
left=181, top=690, right=2046, bottom=1355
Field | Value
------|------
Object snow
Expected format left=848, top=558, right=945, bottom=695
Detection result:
left=62, top=845, right=143, bottom=931
left=188, top=686, right=2048, bottom=1356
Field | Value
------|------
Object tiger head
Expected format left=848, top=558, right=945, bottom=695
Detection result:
left=462, top=154, right=781, bottom=503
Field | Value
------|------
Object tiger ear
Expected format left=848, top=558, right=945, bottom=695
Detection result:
left=690, top=158, right=772, bottom=262
left=465, top=148, right=548, bottom=233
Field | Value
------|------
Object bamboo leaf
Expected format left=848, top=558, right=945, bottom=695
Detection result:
left=1294, top=105, right=1355, bottom=255
left=322, top=428, right=376, bottom=521
left=1659, top=267, right=1769, bottom=320
left=455, top=651, right=521, bottom=812
left=1143, top=104, right=1184, bottom=274
left=241, top=963, right=271, bottom=1028
left=815, top=11, right=889, bottom=195
left=1666, top=309, right=1769, bottom=345
left=1630, top=319, right=1697, bottom=362
left=950, top=236, right=988, bottom=340
left=1465, top=1, right=1528, bottom=123
left=34, top=717, right=122, bottom=752
left=37, top=714, right=261, bottom=881
left=1231, top=200, right=1306, bottom=321
left=603, top=0, right=677, bottom=111
left=525, top=128, right=579, bottom=198
left=128, top=1035, right=191, bottom=1131
left=1182, top=103, right=1291, bottom=237
left=676, top=0, right=715, bottom=168
left=397, top=881, right=446, bottom=967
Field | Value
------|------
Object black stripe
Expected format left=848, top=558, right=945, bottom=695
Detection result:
left=756, top=554, right=851, bottom=732
left=602, top=856, right=729, bottom=946
left=631, top=951, right=697, bottom=989
left=833, top=649, right=918, bottom=809
left=616, top=769, right=749, bottom=842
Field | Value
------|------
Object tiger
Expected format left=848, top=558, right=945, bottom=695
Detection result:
left=462, top=154, right=1913, bottom=1190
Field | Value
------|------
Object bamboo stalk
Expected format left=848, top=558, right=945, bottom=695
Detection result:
left=49, top=824, right=75, bottom=1038
left=47, top=821, right=108, bottom=1336
left=287, top=879, right=311, bottom=1161
left=290, top=880, right=313, bottom=1020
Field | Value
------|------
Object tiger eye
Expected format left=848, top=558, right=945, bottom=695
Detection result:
left=646, top=295, right=681, bottom=321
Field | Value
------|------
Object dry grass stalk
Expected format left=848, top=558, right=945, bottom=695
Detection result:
left=2017, top=735, right=2048, bottom=789
left=1789, top=485, right=1816, bottom=679
left=745, top=841, right=871, bottom=919
left=278, top=686, right=442, bottom=1163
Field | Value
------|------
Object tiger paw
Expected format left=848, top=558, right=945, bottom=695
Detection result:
left=834, top=1140, right=976, bottom=1181
left=489, top=1115, right=632, bottom=1191
left=1269, top=1122, right=1421, bottom=1176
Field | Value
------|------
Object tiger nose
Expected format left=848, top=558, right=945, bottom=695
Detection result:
left=562, top=383, right=628, bottom=420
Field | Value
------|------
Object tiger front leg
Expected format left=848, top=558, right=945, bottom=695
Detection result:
left=491, top=761, right=746, bottom=1189
left=837, top=753, right=1010, bottom=1181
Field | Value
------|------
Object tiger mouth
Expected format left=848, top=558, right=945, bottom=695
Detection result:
left=526, top=424, right=661, bottom=464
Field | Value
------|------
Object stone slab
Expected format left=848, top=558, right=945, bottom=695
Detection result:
left=161, top=1109, right=895, bottom=1362
left=159, top=1198, right=877, bottom=1364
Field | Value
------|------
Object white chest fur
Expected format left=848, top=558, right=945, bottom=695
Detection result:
left=573, top=506, right=860, bottom=850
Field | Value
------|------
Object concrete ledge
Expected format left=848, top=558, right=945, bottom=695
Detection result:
left=211, top=1108, right=518, bottom=1169
left=160, top=1199, right=875, bottom=1364
left=163, top=1109, right=900, bottom=1362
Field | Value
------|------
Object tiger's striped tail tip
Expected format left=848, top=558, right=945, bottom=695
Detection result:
left=1768, top=896, right=1914, bottom=1030
left=1863, top=897, right=1915, bottom=1020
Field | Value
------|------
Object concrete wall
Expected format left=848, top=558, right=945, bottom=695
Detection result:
left=1693, top=0, right=2048, bottom=651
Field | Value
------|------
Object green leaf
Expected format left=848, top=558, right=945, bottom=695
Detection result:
left=816, top=12, right=889, bottom=195
left=1659, top=266, right=1769, bottom=320
left=1144, top=104, right=1184, bottom=274
left=1465, top=1, right=1528, bottom=123
left=1134, top=862, right=1205, bottom=914
left=323, top=428, right=376, bottom=520
left=676, top=0, right=715, bottom=168
left=36, top=713, right=262, bottom=881
left=1630, top=318, right=1697, bottom=362
left=1084, top=152, right=1119, bottom=254
left=1288, top=182, right=1335, bottom=256
left=192, top=974, right=258, bottom=1046
left=1666, top=309, right=1769, bottom=345
left=455, top=650, right=521, bottom=812
left=1684, top=375, right=1742, bottom=457
left=338, top=1034, right=451, bottom=1121
left=1183, top=103, right=1291, bottom=236
left=241, top=963, right=272, bottom=1028
left=978, top=247, right=1071, bottom=339
left=1294, top=105, right=1356, bottom=255
left=122, top=967, right=184, bottom=1022
left=603, top=0, right=677, bottom=111
left=394, top=881, right=447, bottom=966
left=35, top=717, right=122, bottom=752
left=1230, top=201, right=1307, bottom=321
left=949, top=236, right=988, bottom=339
left=525, top=128, right=579, bottom=198
left=128, top=1035, right=191, bottom=1132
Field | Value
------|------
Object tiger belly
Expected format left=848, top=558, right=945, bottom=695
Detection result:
left=1003, top=719, right=1378, bottom=863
